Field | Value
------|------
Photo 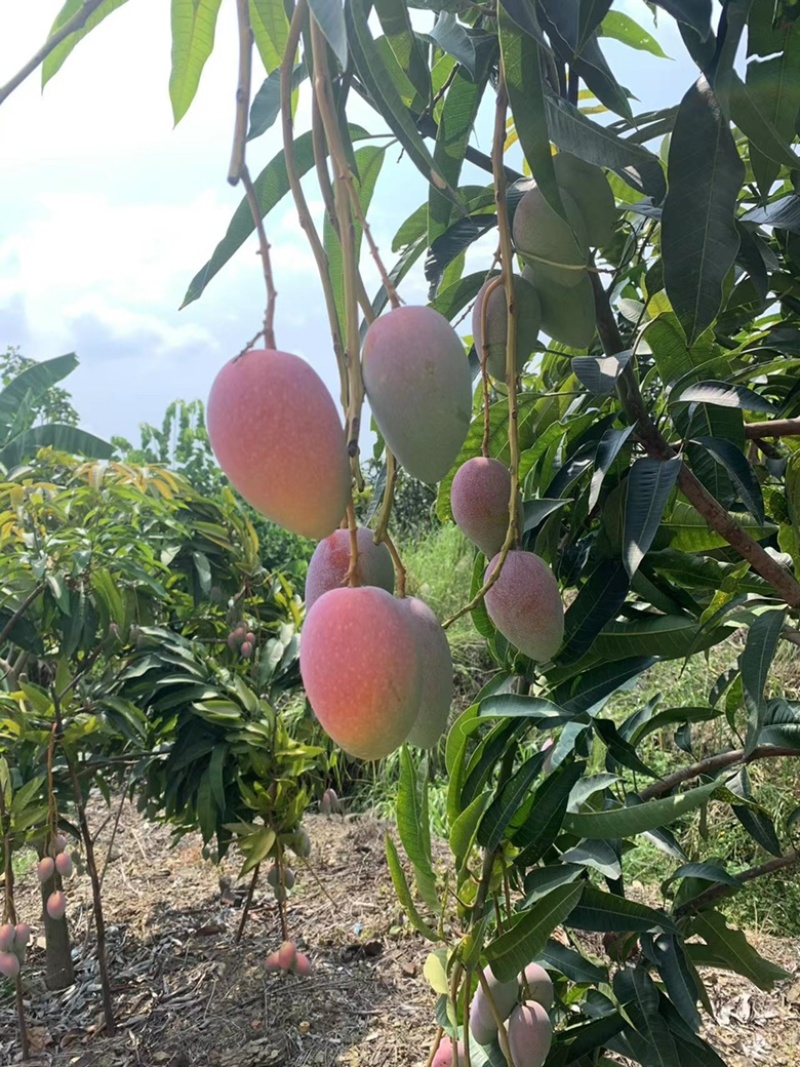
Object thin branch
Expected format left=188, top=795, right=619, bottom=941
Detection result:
left=677, top=850, right=800, bottom=915
left=241, top=164, right=278, bottom=350
left=590, top=272, right=800, bottom=609
left=0, top=0, right=105, bottom=107
left=228, top=0, right=254, bottom=185
left=744, top=418, right=800, bottom=439
left=0, top=583, right=45, bottom=649
left=640, top=745, right=800, bottom=801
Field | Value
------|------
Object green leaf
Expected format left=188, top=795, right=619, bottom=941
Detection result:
left=614, top=967, right=680, bottom=1066
left=644, top=314, right=728, bottom=386
left=484, top=883, right=584, bottom=981
left=500, top=11, right=566, bottom=217
left=539, top=938, right=608, bottom=984
left=624, top=456, right=682, bottom=578
left=420, top=13, right=479, bottom=76
left=643, top=934, right=702, bottom=1033
left=741, top=608, right=786, bottom=755
left=552, top=657, right=656, bottom=715
left=572, top=351, right=634, bottom=395
left=429, top=68, right=488, bottom=246
left=562, top=779, right=719, bottom=840
left=169, top=0, right=222, bottom=125
left=652, top=0, right=712, bottom=38
left=690, top=436, right=764, bottom=522
left=0, top=424, right=113, bottom=467
left=590, top=425, right=635, bottom=511
left=478, top=751, right=547, bottom=850
left=397, top=749, right=439, bottom=912
left=0, top=353, right=78, bottom=427
left=545, top=93, right=667, bottom=201
left=449, top=791, right=492, bottom=873
left=630, top=706, right=722, bottom=747
left=373, top=0, right=430, bottom=104
left=182, top=125, right=370, bottom=306
left=743, top=29, right=800, bottom=195
left=385, top=834, right=438, bottom=941
left=600, top=10, right=669, bottom=58
left=560, top=561, right=630, bottom=663
left=661, top=500, right=777, bottom=551
left=239, top=825, right=276, bottom=875
left=662, top=78, right=745, bottom=344
left=561, top=838, right=622, bottom=879
left=513, top=759, right=586, bottom=863
left=345, top=0, right=458, bottom=203
left=309, top=0, right=348, bottom=70
left=42, top=0, right=130, bottom=88
left=248, top=62, right=306, bottom=141
left=477, top=693, right=575, bottom=722
left=691, top=910, right=792, bottom=990
left=568, top=885, right=678, bottom=933
left=674, top=381, right=778, bottom=414
left=249, top=0, right=289, bottom=73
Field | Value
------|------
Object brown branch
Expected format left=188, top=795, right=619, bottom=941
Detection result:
left=677, top=850, right=800, bottom=915
left=241, top=164, right=277, bottom=350
left=590, top=272, right=800, bottom=609
left=0, top=0, right=105, bottom=107
left=640, top=745, right=800, bottom=801
left=744, top=418, right=800, bottom=439
left=228, top=0, right=254, bottom=185
left=235, top=864, right=260, bottom=944
left=0, top=583, right=45, bottom=649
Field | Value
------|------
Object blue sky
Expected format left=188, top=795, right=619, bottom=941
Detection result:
left=0, top=1, right=696, bottom=446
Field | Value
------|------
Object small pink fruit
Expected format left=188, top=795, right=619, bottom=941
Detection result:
left=53, top=834, right=67, bottom=854
left=0, top=951, right=20, bottom=979
left=292, top=951, right=312, bottom=976
left=245, top=631, right=255, bottom=644
left=0, top=923, right=15, bottom=951
left=265, top=950, right=283, bottom=972
left=241, top=641, right=253, bottom=659
left=37, top=857, right=55, bottom=883
left=227, top=631, right=238, bottom=650
left=234, top=624, right=246, bottom=639
left=14, top=924, right=30, bottom=947
left=55, top=852, right=74, bottom=878
left=46, top=890, right=67, bottom=920
left=432, top=1036, right=465, bottom=1067
left=520, top=962, right=554, bottom=1010
left=277, top=940, right=297, bottom=970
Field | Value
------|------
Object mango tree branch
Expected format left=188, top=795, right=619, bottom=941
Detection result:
left=0, top=0, right=105, bottom=107
left=590, top=272, right=800, bottom=608
left=744, top=418, right=800, bottom=439
left=676, top=850, right=800, bottom=916
left=228, top=0, right=254, bottom=184
left=640, top=745, right=800, bottom=801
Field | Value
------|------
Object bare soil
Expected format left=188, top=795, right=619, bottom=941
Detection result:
left=2, top=798, right=798, bottom=1066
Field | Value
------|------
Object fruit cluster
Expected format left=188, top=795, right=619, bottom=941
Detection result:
left=264, top=939, right=311, bottom=976
left=38, top=833, right=73, bottom=921
left=227, top=624, right=256, bottom=658
left=206, top=157, right=613, bottom=758
left=0, top=922, right=31, bottom=980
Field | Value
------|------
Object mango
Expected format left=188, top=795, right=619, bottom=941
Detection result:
left=553, top=152, right=617, bottom=247
left=305, top=527, right=395, bottom=611
left=0, top=923, right=14, bottom=951
left=292, top=951, right=312, bottom=976
left=520, top=962, right=554, bottom=1010
left=484, top=551, right=564, bottom=662
left=513, top=186, right=589, bottom=289
left=401, top=597, right=454, bottom=749
left=469, top=965, right=519, bottom=1046
left=521, top=266, right=596, bottom=349
left=207, top=349, right=350, bottom=539
left=432, top=1037, right=465, bottom=1067
left=53, top=833, right=67, bottom=854
left=0, top=951, right=20, bottom=979
left=506, top=1000, right=553, bottom=1067
left=362, top=306, right=472, bottom=484
left=46, top=890, right=67, bottom=920
left=14, top=924, right=31, bottom=947
left=472, top=274, right=541, bottom=380
left=451, top=457, right=512, bottom=558
left=300, top=586, right=422, bottom=759
left=37, top=857, right=54, bottom=883
left=55, top=852, right=73, bottom=878
left=291, top=828, right=311, bottom=859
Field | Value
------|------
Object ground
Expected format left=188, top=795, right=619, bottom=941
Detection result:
left=2, top=798, right=799, bottom=1066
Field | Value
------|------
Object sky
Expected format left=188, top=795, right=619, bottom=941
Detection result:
left=0, top=1, right=696, bottom=447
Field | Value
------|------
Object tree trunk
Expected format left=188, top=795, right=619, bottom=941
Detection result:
left=39, top=869, right=74, bottom=990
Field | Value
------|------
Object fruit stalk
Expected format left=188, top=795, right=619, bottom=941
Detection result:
left=228, top=0, right=254, bottom=185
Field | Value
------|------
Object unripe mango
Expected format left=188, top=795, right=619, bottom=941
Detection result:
left=552, top=152, right=617, bottom=247
left=451, top=457, right=512, bottom=559
left=55, top=852, right=73, bottom=878
left=506, top=1000, right=552, bottom=1067
left=207, top=349, right=350, bottom=539
left=432, top=1037, right=465, bottom=1066
left=53, top=834, right=67, bottom=854
left=521, top=266, right=596, bottom=349
left=401, top=597, right=453, bottom=750
left=300, top=587, right=422, bottom=759
left=472, top=275, right=541, bottom=380
left=362, top=306, right=472, bottom=484
left=37, top=857, right=55, bottom=883
left=46, top=890, right=67, bottom=920
left=0, top=951, right=20, bottom=979
left=470, top=965, right=519, bottom=1046
left=0, top=923, right=14, bottom=951
left=484, top=551, right=564, bottom=663
left=291, top=829, right=311, bottom=859
left=513, top=186, right=589, bottom=289
left=305, top=527, right=395, bottom=611
left=520, top=962, right=554, bottom=1010
left=320, top=787, right=341, bottom=815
